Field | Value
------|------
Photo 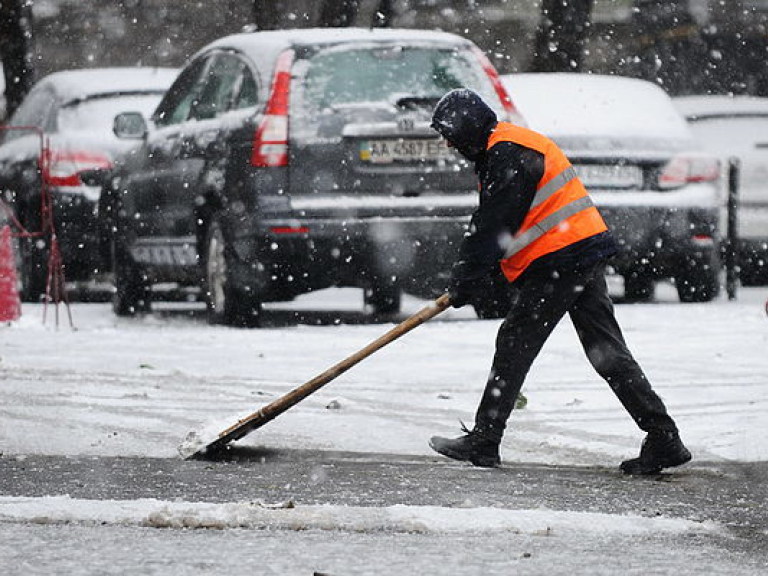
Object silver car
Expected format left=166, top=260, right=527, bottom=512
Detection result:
left=502, top=73, right=723, bottom=302
left=674, top=95, right=768, bottom=286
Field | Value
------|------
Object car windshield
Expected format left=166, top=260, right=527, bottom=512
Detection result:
left=57, top=93, right=163, bottom=133
left=300, top=45, right=500, bottom=112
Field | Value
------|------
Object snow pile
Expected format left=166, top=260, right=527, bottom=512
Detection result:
left=177, top=411, right=257, bottom=460
left=0, top=495, right=719, bottom=536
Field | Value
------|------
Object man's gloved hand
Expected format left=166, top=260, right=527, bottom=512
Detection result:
left=448, top=278, right=475, bottom=309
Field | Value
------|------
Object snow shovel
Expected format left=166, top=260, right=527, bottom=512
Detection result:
left=181, top=293, right=452, bottom=460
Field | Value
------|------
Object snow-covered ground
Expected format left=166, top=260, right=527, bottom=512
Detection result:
left=2, top=283, right=766, bottom=463
left=1, top=283, right=766, bottom=574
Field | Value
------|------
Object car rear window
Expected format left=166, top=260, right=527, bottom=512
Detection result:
left=299, top=45, right=501, bottom=113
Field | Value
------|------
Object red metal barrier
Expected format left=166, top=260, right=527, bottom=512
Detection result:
left=0, top=224, right=22, bottom=322
left=0, top=125, right=73, bottom=327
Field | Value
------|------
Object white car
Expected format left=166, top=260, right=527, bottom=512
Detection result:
left=674, top=95, right=768, bottom=285
left=502, top=73, right=723, bottom=302
left=0, top=67, right=178, bottom=300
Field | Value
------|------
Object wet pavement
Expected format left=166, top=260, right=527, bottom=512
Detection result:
left=1, top=448, right=766, bottom=566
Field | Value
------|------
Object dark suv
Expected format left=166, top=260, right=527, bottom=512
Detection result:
left=101, top=28, right=522, bottom=325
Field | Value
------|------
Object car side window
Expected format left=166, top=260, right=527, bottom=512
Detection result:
left=189, top=53, right=249, bottom=120
left=2, top=85, right=57, bottom=143
left=232, top=65, right=258, bottom=110
left=153, top=58, right=208, bottom=127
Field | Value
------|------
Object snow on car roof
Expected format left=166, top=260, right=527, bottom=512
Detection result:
left=502, top=73, right=692, bottom=141
left=208, top=26, right=471, bottom=50
left=673, top=94, right=768, bottom=119
left=202, top=27, right=473, bottom=75
left=39, top=67, right=178, bottom=104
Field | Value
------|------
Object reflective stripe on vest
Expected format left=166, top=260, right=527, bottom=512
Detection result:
left=531, top=165, right=577, bottom=209
left=503, top=195, right=595, bottom=258
left=487, top=122, right=608, bottom=282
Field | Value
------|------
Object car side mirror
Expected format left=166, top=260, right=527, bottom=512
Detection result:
left=113, top=112, right=148, bottom=139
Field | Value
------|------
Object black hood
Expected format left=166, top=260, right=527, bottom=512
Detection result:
left=431, top=89, right=498, bottom=162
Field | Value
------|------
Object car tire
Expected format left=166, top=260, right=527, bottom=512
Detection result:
left=623, top=273, right=654, bottom=303
left=364, top=280, right=402, bottom=315
left=738, top=257, right=767, bottom=286
left=675, top=255, right=721, bottom=303
left=112, top=249, right=151, bottom=316
left=204, top=218, right=262, bottom=327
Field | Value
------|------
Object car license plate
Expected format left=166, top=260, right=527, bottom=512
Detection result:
left=574, top=164, right=642, bottom=188
left=360, top=139, right=454, bottom=164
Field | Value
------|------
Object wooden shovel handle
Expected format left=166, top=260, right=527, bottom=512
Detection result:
left=220, top=293, right=452, bottom=441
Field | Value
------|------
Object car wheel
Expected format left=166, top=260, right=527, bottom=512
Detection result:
left=112, top=247, right=151, bottom=316
left=675, top=256, right=720, bottom=303
left=738, top=268, right=759, bottom=287
left=623, top=273, right=654, bottom=302
left=364, top=280, right=402, bottom=315
left=737, top=257, right=767, bottom=286
left=204, top=219, right=262, bottom=327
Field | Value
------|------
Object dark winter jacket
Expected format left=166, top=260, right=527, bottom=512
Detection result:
left=431, top=89, right=617, bottom=286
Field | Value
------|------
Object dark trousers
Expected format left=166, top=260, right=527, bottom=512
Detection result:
left=475, top=262, right=678, bottom=442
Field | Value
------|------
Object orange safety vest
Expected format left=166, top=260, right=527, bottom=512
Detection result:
left=488, top=122, right=608, bottom=282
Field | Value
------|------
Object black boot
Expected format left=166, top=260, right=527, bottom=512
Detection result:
left=620, top=430, right=692, bottom=475
left=429, top=423, right=501, bottom=468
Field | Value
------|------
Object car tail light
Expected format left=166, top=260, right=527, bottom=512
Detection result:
left=658, top=155, right=720, bottom=190
left=470, top=45, right=527, bottom=126
left=42, top=150, right=113, bottom=187
left=251, top=49, right=295, bottom=167
left=692, top=234, right=715, bottom=246
left=270, top=225, right=308, bottom=235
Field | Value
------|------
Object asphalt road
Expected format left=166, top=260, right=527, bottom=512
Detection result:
left=1, top=448, right=766, bottom=568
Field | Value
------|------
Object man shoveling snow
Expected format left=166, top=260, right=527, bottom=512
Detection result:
left=428, top=89, right=692, bottom=476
